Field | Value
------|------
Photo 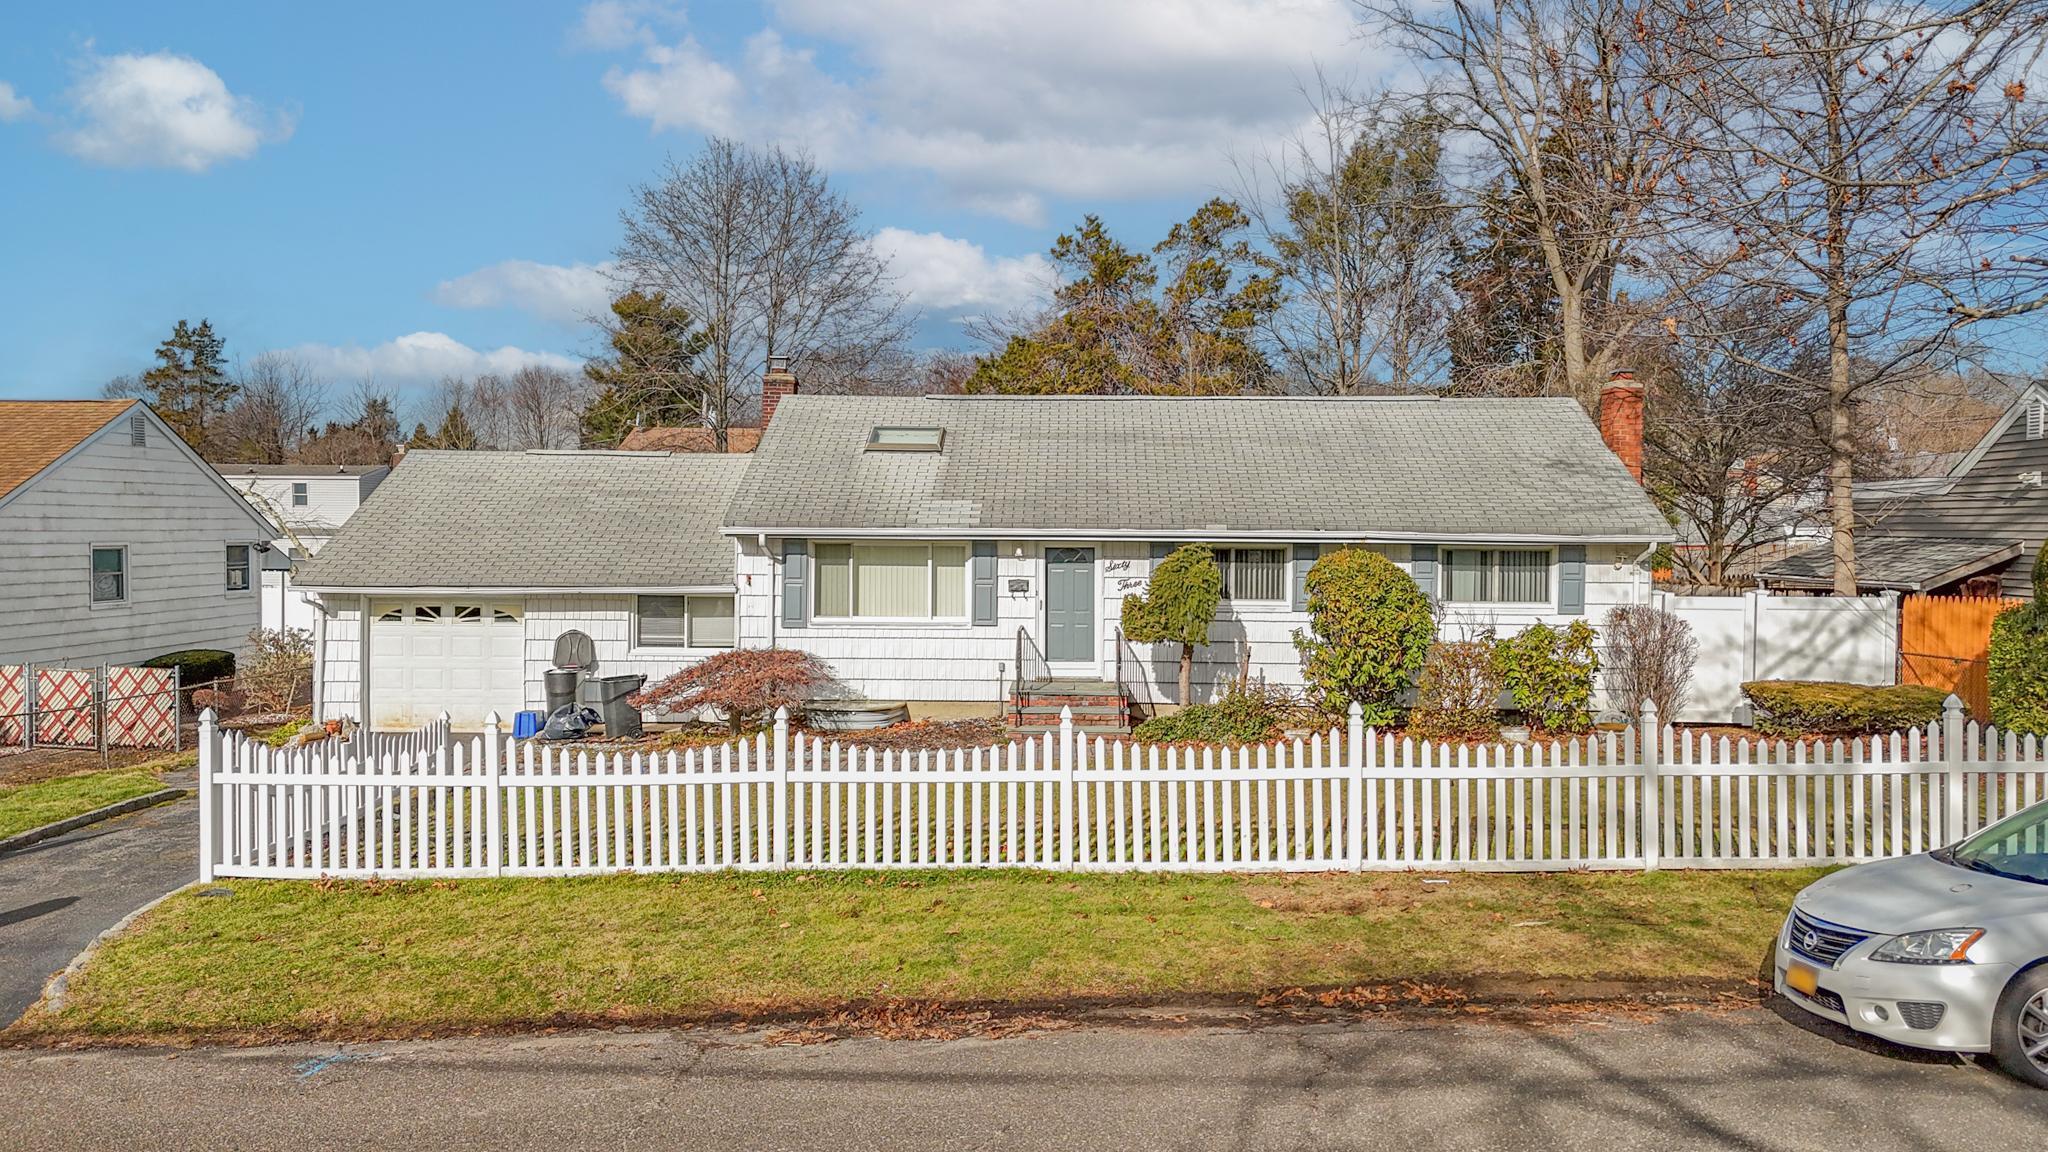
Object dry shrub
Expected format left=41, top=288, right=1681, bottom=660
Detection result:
left=631, top=648, right=839, bottom=733
left=1601, top=605, right=1697, bottom=720
left=1410, top=639, right=1503, bottom=741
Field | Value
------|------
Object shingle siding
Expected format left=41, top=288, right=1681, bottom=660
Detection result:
left=1860, top=396, right=2048, bottom=599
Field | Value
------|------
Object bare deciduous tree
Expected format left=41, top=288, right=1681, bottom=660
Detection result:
left=505, top=364, right=586, bottom=448
left=614, top=139, right=914, bottom=445
left=216, top=353, right=328, bottom=463
left=1644, top=0, right=2048, bottom=590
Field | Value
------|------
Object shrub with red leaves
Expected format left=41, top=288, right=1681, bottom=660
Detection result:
left=630, top=648, right=839, bottom=732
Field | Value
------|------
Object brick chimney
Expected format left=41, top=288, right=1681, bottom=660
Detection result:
left=1599, top=368, right=1645, bottom=484
left=761, top=356, right=798, bottom=427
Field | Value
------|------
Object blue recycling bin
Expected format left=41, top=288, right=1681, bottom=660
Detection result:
left=512, top=710, right=545, bottom=740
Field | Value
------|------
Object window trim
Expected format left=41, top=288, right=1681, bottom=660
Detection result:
left=635, top=593, right=738, bottom=649
left=224, top=544, right=253, bottom=594
left=1437, top=546, right=1556, bottom=607
left=1213, top=545, right=1289, bottom=604
left=809, top=540, right=972, bottom=624
left=89, top=545, right=129, bottom=606
left=291, top=481, right=309, bottom=507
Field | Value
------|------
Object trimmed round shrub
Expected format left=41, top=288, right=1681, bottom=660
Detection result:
left=1132, top=692, right=1284, bottom=746
left=143, top=648, right=236, bottom=686
left=1292, top=548, right=1435, bottom=725
left=1989, top=544, right=2048, bottom=734
left=1741, top=680, right=1947, bottom=737
left=1493, top=620, right=1600, bottom=733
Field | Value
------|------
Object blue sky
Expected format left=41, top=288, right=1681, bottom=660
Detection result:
left=0, top=1, right=1368, bottom=414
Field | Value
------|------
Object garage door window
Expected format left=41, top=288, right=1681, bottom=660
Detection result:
left=638, top=595, right=736, bottom=648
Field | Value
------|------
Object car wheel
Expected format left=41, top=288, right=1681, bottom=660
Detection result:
left=1992, top=965, right=2048, bottom=1089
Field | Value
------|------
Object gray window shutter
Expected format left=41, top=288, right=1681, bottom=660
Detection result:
left=971, top=540, right=998, bottom=626
left=1410, top=544, right=1438, bottom=603
left=1558, top=545, right=1586, bottom=614
left=1291, top=544, right=1316, bottom=611
left=781, top=539, right=808, bottom=628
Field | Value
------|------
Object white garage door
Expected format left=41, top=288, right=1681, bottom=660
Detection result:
left=368, top=599, right=525, bottom=730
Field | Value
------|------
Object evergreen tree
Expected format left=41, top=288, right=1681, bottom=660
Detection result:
left=139, top=319, right=237, bottom=448
left=579, top=290, right=714, bottom=447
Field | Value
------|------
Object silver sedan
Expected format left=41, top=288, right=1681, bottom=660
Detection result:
left=1776, top=799, right=2048, bottom=1086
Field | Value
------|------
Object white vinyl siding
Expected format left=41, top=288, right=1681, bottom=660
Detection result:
left=1441, top=548, right=1551, bottom=604
left=1216, top=547, right=1285, bottom=601
left=813, top=542, right=968, bottom=621
left=636, top=594, right=736, bottom=649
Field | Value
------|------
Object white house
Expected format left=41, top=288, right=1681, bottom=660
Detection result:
left=297, top=374, right=1673, bottom=731
left=0, top=400, right=280, bottom=668
left=217, top=462, right=389, bottom=633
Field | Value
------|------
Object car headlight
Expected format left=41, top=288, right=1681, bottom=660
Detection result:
left=1870, top=928, right=1984, bottom=964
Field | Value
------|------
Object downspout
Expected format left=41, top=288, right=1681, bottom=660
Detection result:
left=759, top=533, right=774, bottom=649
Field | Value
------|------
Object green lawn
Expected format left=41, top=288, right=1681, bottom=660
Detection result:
left=0, top=770, right=172, bottom=841
left=7, top=867, right=1819, bottom=1043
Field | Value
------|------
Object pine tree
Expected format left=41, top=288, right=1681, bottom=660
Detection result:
left=139, top=319, right=237, bottom=449
left=431, top=404, right=479, bottom=450
left=579, top=290, right=712, bottom=447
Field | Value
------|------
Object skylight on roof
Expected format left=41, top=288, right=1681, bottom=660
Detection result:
left=867, top=426, right=944, bottom=452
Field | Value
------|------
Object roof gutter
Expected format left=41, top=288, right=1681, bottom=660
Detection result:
left=720, top=526, right=1678, bottom=545
left=296, top=583, right=738, bottom=596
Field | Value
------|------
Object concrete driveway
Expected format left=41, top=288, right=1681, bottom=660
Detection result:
left=0, top=796, right=194, bottom=1023
left=6, top=1006, right=2046, bottom=1151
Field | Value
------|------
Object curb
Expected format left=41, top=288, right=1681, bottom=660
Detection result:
left=0, top=787, right=191, bottom=855
left=31, top=881, right=201, bottom=1018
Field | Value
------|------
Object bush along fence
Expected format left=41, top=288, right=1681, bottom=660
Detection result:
left=0, top=663, right=180, bottom=751
left=195, top=696, right=2048, bottom=882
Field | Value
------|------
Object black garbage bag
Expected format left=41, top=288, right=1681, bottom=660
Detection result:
left=540, top=704, right=601, bottom=741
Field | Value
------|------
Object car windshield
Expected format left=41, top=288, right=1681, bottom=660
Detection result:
left=1949, top=802, right=2048, bottom=884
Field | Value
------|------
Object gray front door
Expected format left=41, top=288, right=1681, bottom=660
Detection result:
left=1045, top=547, right=1096, bottom=664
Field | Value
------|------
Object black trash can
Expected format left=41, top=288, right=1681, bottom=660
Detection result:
left=587, top=674, right=648, bottom=739
left=544, top=668, right=582, bottom=715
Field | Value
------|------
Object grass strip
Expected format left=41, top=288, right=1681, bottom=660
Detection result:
left=8, top=867, right=1818, bottom=1042
left=0, top=771, right=170, bottom=841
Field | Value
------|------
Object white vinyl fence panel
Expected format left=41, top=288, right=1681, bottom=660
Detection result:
left=197, top=694, right=2048, bottom=880
left=1661, top=590, right=1898, bottom=723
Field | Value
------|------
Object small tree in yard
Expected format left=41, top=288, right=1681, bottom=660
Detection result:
left=1121, top=544, right=1223, bottom=704
left=1292, top=548, right=1434, bottom=725
left=1601, top=605, right=1696, bottom=721
left=240, top=627, right=313, bottom=715
left=631, top=649, right=837, bottom=733
left=1494, top=620, right=1600, bottom=734
left=1989, top=543, right=2048, bottom=735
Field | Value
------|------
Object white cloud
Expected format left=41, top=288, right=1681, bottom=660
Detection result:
left=58, top=51, right=290, bottom=171
left=0, top=82, right=32, bottom=122
left=587, top=0, right=1378, bottom=222
left=871, top=228, right=1051, bottom=315
left=282, top=333, right=580, bottom=385
left=571, top=0, right=686, bottom=51
left=434, top=260, right=617, bottom=325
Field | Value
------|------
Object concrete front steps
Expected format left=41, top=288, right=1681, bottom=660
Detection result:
left=1007, top=678, right=1133, bottom=738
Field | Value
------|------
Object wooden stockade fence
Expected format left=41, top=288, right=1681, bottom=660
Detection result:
left=1900, top=594, right=2024, bottom=720
left=198, top=698, right=2048, bottom=881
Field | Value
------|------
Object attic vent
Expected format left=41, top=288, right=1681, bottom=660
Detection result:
left=128, top=413, right=147, bottom=447
left=866, top=427, right=944, bottom=452
left=2030, top=399, right=2045, bottom=441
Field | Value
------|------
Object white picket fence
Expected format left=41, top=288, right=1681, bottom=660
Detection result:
left=194, top=697, right=2048, bottom=881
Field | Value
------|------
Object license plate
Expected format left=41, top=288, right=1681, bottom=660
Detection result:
left=1785, top=961, right=1819, bottom=996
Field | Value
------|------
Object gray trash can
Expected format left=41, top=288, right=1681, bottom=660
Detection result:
left=588, top=674, right=648, bottom=739
left=544, top=668, right=582, bottom=715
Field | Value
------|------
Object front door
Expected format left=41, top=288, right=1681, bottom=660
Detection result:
left=1045, top=547, right=1096, bottom=665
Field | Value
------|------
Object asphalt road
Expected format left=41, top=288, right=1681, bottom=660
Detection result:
left=7, top=1007, right=2047, bottom=1151
left=0, top=796, right=194, bottom=1023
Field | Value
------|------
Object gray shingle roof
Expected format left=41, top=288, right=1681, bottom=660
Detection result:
left=723, top=395, right=1673, bottom=540
left=1759, top=535, right=2022, bottom=592
left=295, top=450, right=745, bottom=590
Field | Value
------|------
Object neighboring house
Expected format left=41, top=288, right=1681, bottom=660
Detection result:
left=618, top=425, right=762, bottom=452
left=298, top=373, right=1672, bottom=729
left=217, top=463, right=389, bottom=634
left=0, top=400, right=279, bottom=668
left=1761, top=383, right=2048, bottom=598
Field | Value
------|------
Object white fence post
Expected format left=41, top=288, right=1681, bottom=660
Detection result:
left=483, top=711, right=503, bottom=877
left=437, top=711, right=453, bottom=774
left=1942, top=694, right=1967, bottom=843
left=773, top=706, right=790, bottom=868
left=197, top=707, right=218, bottom=883
left=1347, top=702, right=1365, bottom=871
left=1639, top=699, right=1661, bottom=871
left=1059, top=706, right=1075, bottom=869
